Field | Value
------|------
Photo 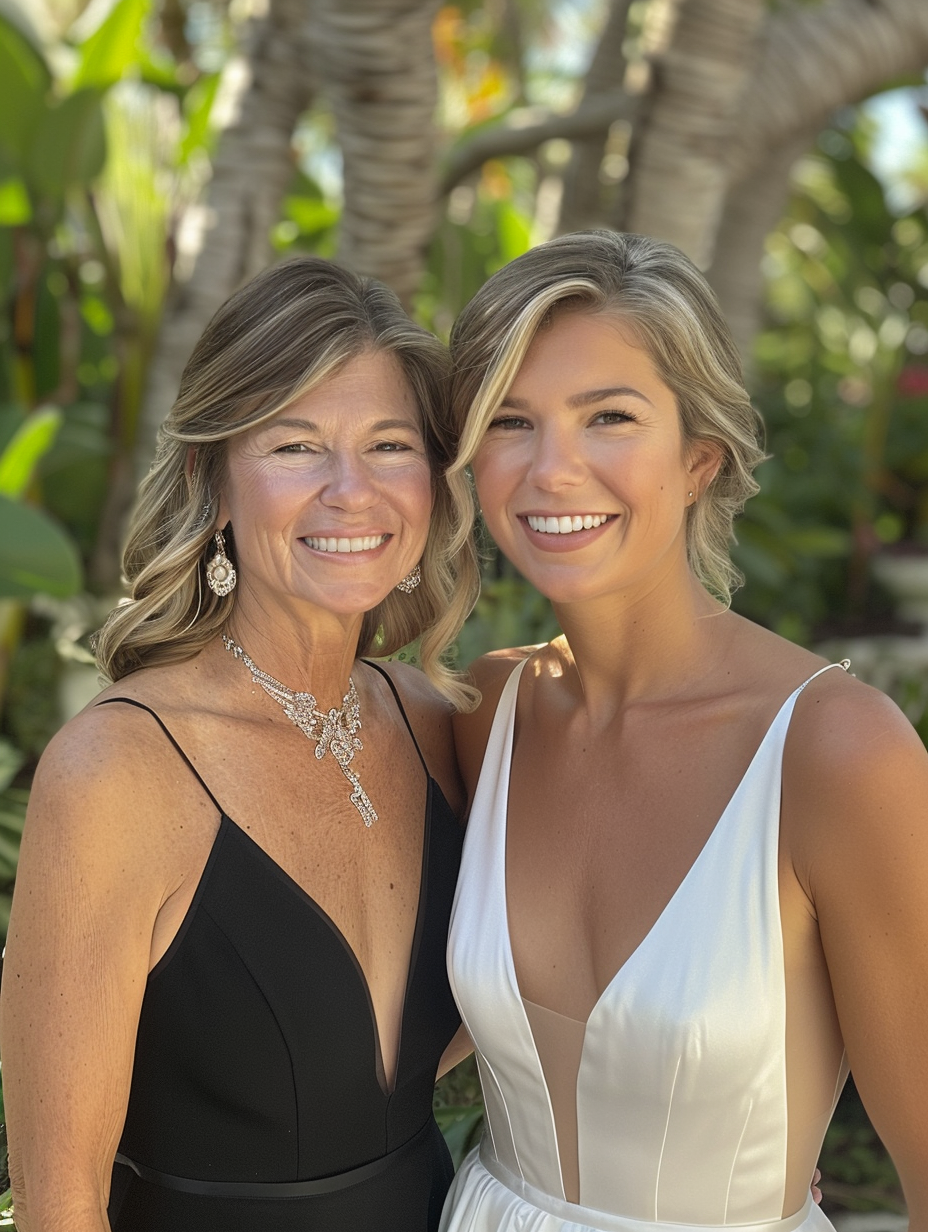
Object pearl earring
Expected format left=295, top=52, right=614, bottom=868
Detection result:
left=205, top=529, right=237, bottom=596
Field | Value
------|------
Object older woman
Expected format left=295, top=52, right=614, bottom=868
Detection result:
left=441, top=232, right=928, bottom=1231
left=0, top=257, right=479, bottom=1232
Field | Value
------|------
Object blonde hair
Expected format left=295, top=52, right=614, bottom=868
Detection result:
left=448, top=230, right=765, bottom=603
left=96, top=257, right=480, bottom=708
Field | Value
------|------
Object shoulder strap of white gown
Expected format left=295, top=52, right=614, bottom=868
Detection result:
left=482, top=657, right=528, bottom=761
left=796, top=658, right=851, bottom=694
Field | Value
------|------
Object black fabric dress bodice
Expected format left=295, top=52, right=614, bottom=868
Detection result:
left=104, top=666, right=463, bottom=1232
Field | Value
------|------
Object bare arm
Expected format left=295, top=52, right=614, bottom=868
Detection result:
left=437, top=1025, right=475, bottom=1079
left=785, top=683, right=928, bottom=1225
left=0, top=713, right=186, bottom=1231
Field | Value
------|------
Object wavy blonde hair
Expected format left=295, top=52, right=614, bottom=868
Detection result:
left=448, top=230, right=765, bottom=603
left=96, top=257, right=480, bottom=709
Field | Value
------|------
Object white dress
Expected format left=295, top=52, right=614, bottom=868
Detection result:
left=441, top=660, right=847, bottom=1232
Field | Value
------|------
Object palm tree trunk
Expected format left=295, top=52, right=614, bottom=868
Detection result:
left=620, top=0, right=766, bottom=266
left=312, top=0, right=442, bottom=308
left=708, top=130, right=814, bottom=362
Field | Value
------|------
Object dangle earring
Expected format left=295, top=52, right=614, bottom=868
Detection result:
left=205, top=529, right=237, bottom=596
left=396, top=563, right=421, bottom=594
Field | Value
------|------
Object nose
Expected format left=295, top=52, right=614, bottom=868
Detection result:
left=526, top=424, right=586, bottom=491
left=319, top=452, right=378, bottom=512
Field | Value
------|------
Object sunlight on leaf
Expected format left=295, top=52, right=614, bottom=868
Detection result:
left=0, top=407, right=62, bottom=498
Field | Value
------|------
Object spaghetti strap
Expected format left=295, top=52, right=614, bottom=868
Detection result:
left=797, top=658, right=851, bottom=693
left=95, top=697, right=224, bottom=815
left=363, top=661, right=429, bottom=774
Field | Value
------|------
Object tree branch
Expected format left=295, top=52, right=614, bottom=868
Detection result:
left=729, top=0, right=928, bottom=185
left=559, top=0, right=635, bottom=233
left=439, top=90, right=636, bottom=196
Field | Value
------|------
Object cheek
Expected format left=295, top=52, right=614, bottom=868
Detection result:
left=397, top=462, right=434, bottom=526
left=471, top=461, right=512, bottom=544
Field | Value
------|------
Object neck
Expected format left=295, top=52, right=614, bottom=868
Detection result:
left=551, top=570, right=730, bottom=722
left=222, top=590, right=366, bottom=708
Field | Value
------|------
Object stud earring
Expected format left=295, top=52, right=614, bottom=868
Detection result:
left=396, top=564, right=421, bottom=594
left=205, top=529, right=237, bottom=596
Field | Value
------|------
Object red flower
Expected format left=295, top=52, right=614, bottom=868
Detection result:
left=896, top=366, right=928, bottom=398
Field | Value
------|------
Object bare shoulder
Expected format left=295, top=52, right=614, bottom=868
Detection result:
left=370, top=659, right=464, bottom=814
left=783, top=667, right=928, bottom=881
left=26, top=690, right=204, bottom=879
left=453, top=644, right=543, bottom=803
left=787, top=667, right=926, bottom=784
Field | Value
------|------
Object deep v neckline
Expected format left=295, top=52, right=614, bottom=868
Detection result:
left=500, top=662, right=822, bottom=1029
left=219, top=793, right=436, bottom=1097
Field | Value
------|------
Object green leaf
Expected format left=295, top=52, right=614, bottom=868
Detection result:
left=72, top=0, right=152, bottom=90
left=0, top=740, right=24, bottom=792
left=179, top=72, right=221, bottom=165
left=28, top=88, right=107, bottom=198
left=0, top=175, right=31, bottom=225
left=0, top=406, right=62, bottom=497
left=0, top=493, right=82, bottom=598
left=0, top=14, right=51, bottom=165
left=494, top=199, right=531, bottom=265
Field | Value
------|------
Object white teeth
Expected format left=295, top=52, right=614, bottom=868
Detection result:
left=526, top=515, right=609, bottom=534
left=305, top=534, right=388, bottom=552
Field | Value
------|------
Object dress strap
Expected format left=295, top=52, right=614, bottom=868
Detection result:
left=94, top=697, right=224, bottom=814
left=797, top=658, right=851, bottom=693
left=363, top=661, right=429, bottom=775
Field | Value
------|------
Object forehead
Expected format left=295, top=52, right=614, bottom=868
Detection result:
left=510, top=310, right=666, bottom=394
left=249, top=348, right=422, bottom=434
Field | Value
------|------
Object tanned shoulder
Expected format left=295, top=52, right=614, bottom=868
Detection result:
left=783, top=670, right=928, bottom=899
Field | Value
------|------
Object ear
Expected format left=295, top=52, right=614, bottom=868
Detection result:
left=685, top=439, right=723, bottom=499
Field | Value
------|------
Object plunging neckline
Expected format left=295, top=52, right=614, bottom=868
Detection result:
left=151, top=781, right=445, bottom=1099
left=501, top=662, right=811, bottom=1029
left=224, top=797, right=435, bottom=1097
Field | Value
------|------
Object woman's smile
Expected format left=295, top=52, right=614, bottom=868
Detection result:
left=519, top=512, right=619, bottom=552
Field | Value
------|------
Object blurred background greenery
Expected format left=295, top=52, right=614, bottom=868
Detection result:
left=0, top=0, right=927, bottom=1216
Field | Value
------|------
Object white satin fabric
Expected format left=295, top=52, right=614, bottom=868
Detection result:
left=441, top=660, right=843, bottom=1232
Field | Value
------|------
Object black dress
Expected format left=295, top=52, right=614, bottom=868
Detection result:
left=104, top=664, right=463, bottom=1231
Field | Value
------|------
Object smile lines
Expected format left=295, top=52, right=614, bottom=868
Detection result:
left=525, top=514, right=611, bottom=535
left=304, top=533, right=389, bottom=553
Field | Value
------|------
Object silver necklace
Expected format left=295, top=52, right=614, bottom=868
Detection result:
left=222, top=634, right=378, bottom=827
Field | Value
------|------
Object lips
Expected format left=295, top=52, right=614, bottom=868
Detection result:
left=302, top=533, right=389, bottom=553
left=525, top=514, right=611, bottom=535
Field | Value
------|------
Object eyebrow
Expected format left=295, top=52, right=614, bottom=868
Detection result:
left=260, top=417, right=421, bottom=434
left=501, top=386, right=654, bottom=410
